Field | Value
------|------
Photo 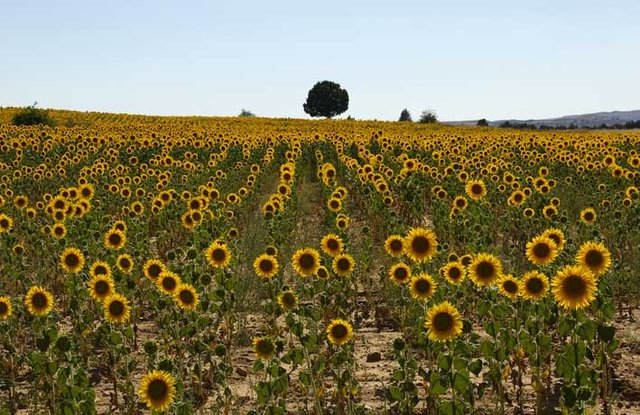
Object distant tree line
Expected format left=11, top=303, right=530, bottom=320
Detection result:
left=498, top=120, right=640, bottom=130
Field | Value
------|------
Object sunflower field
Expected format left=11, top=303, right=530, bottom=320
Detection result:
left=0, top=108, right=639, bottom=414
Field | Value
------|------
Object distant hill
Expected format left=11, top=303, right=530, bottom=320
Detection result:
left=446, top=110, right=640, bottom=128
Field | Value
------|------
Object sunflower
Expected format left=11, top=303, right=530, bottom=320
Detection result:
left=523, top=208, right=535, bottom=218
left=0, top=296, right=12, bottom=320
left=441, top=261, right=467, bottom=285
left=580, top=207, right=597, bottom=225
left=321, top=233, right=344, bottom=257
left=424, top=301, right=463, bottom=342
left=90, top=261, right=112, bottom=279
left=253, top=254, right=279, bottom=279
left=205, top=240, right=231, bottom=268
left=521, top=271, right=549, bottom=301
left=389, top=262, right=412, bottom=285
left=173, top=283, right=199, bottom=311
left=138, top=370, right=176, bottom=412
left=409, top=274, right=437, bottom=300
left=116, top=253, right=134, bottom=273
left=104, top=228, right=126, bottom=250
left=51, top=223, right=67, bottom=239
left=575, top=241, right=612, bottom=277
left=157, top=271, right=181, bottom=295
left=469, top=253, right=502, bottom=287
left=253, top=337, right=276, bottom=360
left=332, top=254, right=355, bottom=277
left=541, top=228, right=566, bottom=251
left=291, top=248, right=321, bottom=277
left=452, top=195, right=468, bottom=210
left=24, top=286, right=54, bottom=317
left=103, top=293, right=131, bottom=324
left=465, top=179, right=487, bottom=200
left=277, top=290, right=298, bottom=311
left=497, top=275, right=521, bottom=299
left=60, top=247, right=85, bottom=274
left=552, top=265, right=597, bottom=310
left=326, top=319, right=354, bottom=346
left=316, top=266, right=329, bottom=280
left=88, top=274, right=115, bottom=302
left=525, top=235, right=558, bottom=266
left=265, top=245, right=278, bottom=256
left=327, top=197, right=343, bottom=212
left=143, top=259, right=166, bottom=281
left=384, top=235, right=405, bottom=257
left=404, top=227, right=438, bottom=263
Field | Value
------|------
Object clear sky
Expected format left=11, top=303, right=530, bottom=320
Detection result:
left=1, top=0, right=638, bottom=121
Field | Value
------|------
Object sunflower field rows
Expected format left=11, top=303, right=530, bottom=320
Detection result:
left=0, top=110, right=639, bottom=414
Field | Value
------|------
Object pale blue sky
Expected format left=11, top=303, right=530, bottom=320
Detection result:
left=1, top=0, right=638, bottom=121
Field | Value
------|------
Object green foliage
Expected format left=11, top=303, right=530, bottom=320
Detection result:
left=239, top=109, right=256, bottom=117
left=12, top=103, right=56, bottom=127
left=477, top=118, right=489, bottom=126
left=398, top=109, right=412, bottom=122
left=418, top=109, right=438, bottom=124
left=303, top=81, right=349, bottom=118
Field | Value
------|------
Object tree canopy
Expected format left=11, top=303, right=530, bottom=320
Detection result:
left=303, top=81, right=349, bottom=118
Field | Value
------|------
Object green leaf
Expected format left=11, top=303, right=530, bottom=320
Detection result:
left=597, top=324, right=616, bottom=343
left=388, top=385, right=404, bottom=401
left=469, top=359, right=483, bottom=376
left=453, top=371, right=470, bottom=395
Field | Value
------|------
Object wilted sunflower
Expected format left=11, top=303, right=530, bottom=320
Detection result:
left=24, top=286, right=54, bottom=317
left=205, top=240, right=231, bottom=268
left=104, top=228, right=126, bottom=250
left=292, top=248, right=321, bottom=277
left=277, top=290, right=298, bottom=311
left=521, top=271, right=549, bottom=300
left=326, top=319, right=354, bottom=346
left=173, top=283, right=199, bottom=311
left=409, top=274, right=437, bottom=300
left=465, top=179, right=487, bottom=200
left=103, top=293, right=131, bottom=324
left=404, top=227, right=438, bottom=263
left=138, top=370, right=176, bottom=412
left=575, top=241, right=612, bottom=277
left=253, top=336, right=276, bottom=360
left=253, top=254, right=280, bottom=279
left=552, top=265, right=597, bottom=310
left=116, top=253, right=134, bottom=273
left=332, top=253, right=355, bottom=277
left=321, top=233, right=344, bottom=257
left=88, top=274, right=115, bottom=302
left=384, top=235, right=405, bottom=257
left=580, top=207, right=597, bottom=225
left=143, top=259, right=166, bottom=281
left=441, top=261, right=467, bottom=285
left=60, top=247, right=85, bottom=274
left=389, top=262, right=412, bottom=285
left=525, top=235, right=558, bottom=266
left=469, top=253, right=502, bottom=287
left=541, top=228, right=566, bottom=251
left=157, top=271, right=181, bottom=295
left=0, top=296, right=12, bottom=320
left=497, top=275, right=521, bottom=299
left=424, top=301, right=463, bottom=342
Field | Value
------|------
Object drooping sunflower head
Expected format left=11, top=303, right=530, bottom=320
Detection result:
left=497, top=275, right=521, bottom=300
left=576, top=241, right=612, bottom=277
left=389, top=262, right=412, bottom=285
left=465, top=179, right=487, bottom=200
left=409, top=274, right=437, bottom=300
left=205, top=240, right=231, bottom=268
left=88, top=274, right=115, bottom=302
left=552, top=265, right=597, bottom=310
left=424, top=301, right=463, bottom=342
left=253, top=336, right=276, bottom=360
left=404, top=227, right=438, bottom=263
left=292, top=248, right=321, bottom=277
left=384, top=235, right=405, bottom=257
left=253, top=254, right=280, bottom=279
left=326, top=319, right=354, bottom=346
left=138, top=370, right=176, bottom=412
left=104, top=228, right=126, bottom=250
left=541, top=228, right=566, bottom=251
left=441, top=261, right=467, bottom=285
left=521, top=271, right=549, bottom=301
left=277, top=290, right=298, bottom=311
left=525, top=235, right=558, bottom=266
left=60, top=247, right=85, bottom=274
left=469, top=253, right=502, bottom=287
left=332, top=254, right=355, bottom=277
left=0, top=296, right=13, bottom=320
left=173, top=283, right=199, bottom=311
left=321, top=233, right=344, bottom=257
left=24, top=286, right=54, bottom=317
left=157, top=271, right=181, bottom=295
left=103, top=293, right=131, bottom=324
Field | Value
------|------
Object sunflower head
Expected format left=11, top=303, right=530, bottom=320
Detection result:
left=90, top=261, right=112, bottom=279
left=580, top=207, right=597, bottom=225
left=389, top=262, right=412, bottom=285
left=409, top=274, right=437, bottom=300
left=253, top=337, right=276, bottom=360
left=24, top=286, right=54, bottom=317
left=88, top=275, right=115, bottom=302
left=552, top=265, right=597, bottom=310
left=404, top=227, right=438, bottom=263
left=60, top=247, right=85, bottom=274
left=497, top=275, right=521, bottom=300
left=104, top=228, right=126, bottom=250
left=384, top=235, right=405, bottom=257
left=424, top=301, right=463, bottom=342
left=321, top=233, right=344, bottom=256
left=441, top=261, right=466, bottom=285
left=332, top=254, right=355, bottom=277
left=292, top=248, right=321, bottom=277
left=173, top=283, right=199, bottom=311
left=205, top=240, right=231, bottom=268
left=469, top=253, right=502, bottom=287
left=525, top=235, right=558, bottom=266
left=117, top=254, right=134, bottom=273
left=138, top=370, right=176, bottom=412
left=541, top=228, right=566, bottom=251
left=277, top=290, right=298, bottom=311
left=521, top=271, right=549, bottom=301
left=326, top=319, right=354, bottom=346
left=253, top=254, right=280, bottom=279
left=103, top=293, right=131, bottom=324
left=576, top=241, right=612, bottom=277
left=465, top=179, right=487, bottom=200
left=0, top=296, right=13, bottom=320
left=143, top=259, right=166, bottom=281
left=157, top=271, right=181, bottom=295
